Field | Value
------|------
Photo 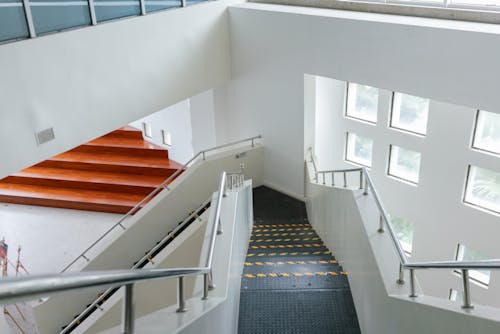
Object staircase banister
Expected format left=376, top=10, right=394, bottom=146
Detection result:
left=61, top=135, right=262, bottom=273
left=404, top=260, right=500, bottom=270
left=0, top=267, right=209, bottom=306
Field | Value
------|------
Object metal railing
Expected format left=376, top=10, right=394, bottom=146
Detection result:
left=307, top=149, right=500, bottom=310
left=0, top=169, right=246, bottom=333
left=61, top=135, right=261, bottom=273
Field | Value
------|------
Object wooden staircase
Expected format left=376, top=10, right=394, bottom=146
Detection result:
left=0, top=126, right=183, bottom=214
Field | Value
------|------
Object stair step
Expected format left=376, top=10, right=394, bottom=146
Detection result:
left=0, top=183, right=146, bottom=214
left=102, top=127, right=143, bottom=140
left=85, top=136, right=164, bottom=150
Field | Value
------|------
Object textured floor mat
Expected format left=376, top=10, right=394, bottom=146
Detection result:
left=238, top=186, right=360, bottom=334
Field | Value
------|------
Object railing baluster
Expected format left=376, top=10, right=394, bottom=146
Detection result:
left=202, top=273, right=209, bottom=300
left=409, top=269, right=417, bottom=298
left=176, top=276, right=187, bottom=313
left=359, top=171, right=363, bottom=190
left=331, top=172, right=334, bottom=186
left=363, top=174, right=368, bottom=196
left=462, top=269, right=474, bottom=309
left=343, top=172, right=347, bottom=188
left=322, top=173, right=326, bottom=185
left=397, top=263, right=405, bottom=285
left=378, top=215, right=384, bottom=233
left=122, top=284, right=134, bottom=334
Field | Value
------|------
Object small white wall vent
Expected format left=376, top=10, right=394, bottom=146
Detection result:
left=162, top=129, right=172, bottom=146
left=35, top=127, right=55, bottom=145
left=142, top=122, right=153, bottom=138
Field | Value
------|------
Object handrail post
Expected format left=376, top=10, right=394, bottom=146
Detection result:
left=251, top=138, right=255, bottom=147
left=202, top=273, right=209, bottom=300
left=202, top=151, right=206, bottom=160
left=331, top=172, right=335, bottom=186
left=397, top=263, right=405, bottom=285
left=322, top=173, right=325, bottom=185
left=359, top=171, right=363, bottom=190
left=176, top=276, right=187, bottom=313
left=217, top=218, right=223, bottom=235
left=343, top=172, right=347, bottom=188
left=409, top=269, right=417, bottom=298
left=378, top=215, right=384, bottom=233
left=462, top=269, right=474, bottom=309
left=122, top=284, right=134, bottom=334
left=363, top=175, right=368, bottom=196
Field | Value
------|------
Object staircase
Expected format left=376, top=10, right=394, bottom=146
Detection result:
left=0, top=126, right=183, bottom=214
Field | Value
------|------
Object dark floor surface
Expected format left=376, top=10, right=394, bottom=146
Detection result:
left=238, top=186, right=361, bottom=334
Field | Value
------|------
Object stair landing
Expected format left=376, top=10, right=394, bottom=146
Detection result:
left=0, top=126, right=183, bottom=214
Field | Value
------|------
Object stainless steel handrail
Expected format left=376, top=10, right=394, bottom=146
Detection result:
left=0, top=168, right=246, bottom=334
left=60, top=198, right=212, bottom=333
left=61, top=135, right=261, bottom=273
left=307, top=150, right=500, bottom=309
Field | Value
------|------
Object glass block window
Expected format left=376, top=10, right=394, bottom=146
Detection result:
left=345, top=132, right=374, bottom=167
left=388, top=145, right=422, bottom=184
left=455, top=244, right=491, bottom=287
left=391, top=216, right=413, bottom=255
left=472, top=110, right=500, bottom=156
left=346, top=83, right=379, bottom=124
left=464, top=165, right=500, bottom=214
left=390, top=92, right=430, bottom=135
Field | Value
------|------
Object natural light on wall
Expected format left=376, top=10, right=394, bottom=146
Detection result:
left=390, top=92, right=430, bottom=136
left=388, top=145, right=422, bottom=184
left=346, top=83, right=379, bottom=124
left=473, top=110, right=500, bottom=156
left=464, top=165, right=500, bottom=214
left=345, top=132, right=374, bottom=167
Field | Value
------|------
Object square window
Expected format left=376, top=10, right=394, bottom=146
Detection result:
left=388, top=145, right=422, bottom=184
left=454, top=244, right=491, bottom=288
left=464, top=165, right=500, bottom=214
left=391, top=216, right=413, bottom=255
left=390, top=92, right=429, bottom=135
left=346, top=83, right=379, bottom=124
left=345, top=132, right=374, bottom=167
left=472, top=110, right=500, bottom=156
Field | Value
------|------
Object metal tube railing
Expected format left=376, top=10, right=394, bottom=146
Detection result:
left=61, top=135, right=261, bottom=273
left=307, top=150, right=500, bottom=308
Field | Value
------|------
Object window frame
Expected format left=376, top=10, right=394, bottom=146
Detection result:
left=453, top=243, right=491, bottom=288
left=389, top=92, right=429, bottom=137
left=345, top=132, right=374, bottom=168
left=471, top=109, right=500, bottom=157
left=387, top=144, right=422, bottom=185
left=344, top=82, right=379, bottom=125
left=463, top=164, right=500, bottom=215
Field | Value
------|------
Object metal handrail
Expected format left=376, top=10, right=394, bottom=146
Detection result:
left=60, top=198, right=212, bottom=333
left=307, top=149, right=500, bottom=309
left=0, top=169, right=246, bottom=334
left=61, top=135, right=261, bottom=273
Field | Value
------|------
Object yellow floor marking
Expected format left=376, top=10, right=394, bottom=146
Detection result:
left=293, top=272, right=303, bottom=277
left=255, top=262, right=263, bottom=266
left=287, top=261, right=295, bottom=265
left=305, top=272, right=315, bottom=276
left=269, top=245, right=276, bottom=249
left=280, top=273, right=290, bottom=277
left=256, top=274, right=266, bottom=278
left=277, top=261, right=285, bottom=265
left=251, top=246, right=258, bottom=249
left=244, top=274, right=255, bottom=278
left=279, top=252, right=288, bottom=256
left=308, top=261, right=317, bottom=264
left=297, top=261, right=306, bottom=265
left=269, top=253, right=277, bottom=256
left=269, top=273, right=278, bottom=277
left=261, top=245, right=268, bottom=249
left=265, top=262, right=274, bottom=265
left=245, top=262, right=253, bottom=266
left=329, top=272, right=338, bottom=276
left=319, top=260, right=328, bottom=264
left=290, top=252, right=298, bottom=255
left=248, top=254, right=255, bottom=257
left=341, top=271, right=348, bottom=275
left=316, top=272, right=327, bottom=276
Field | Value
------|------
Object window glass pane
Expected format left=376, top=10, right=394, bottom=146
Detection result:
left=94, top=0, right=140, bottom=22
left=346, top=132, right=373, bottom=167
left=473, top=110, right=500, bottom=155
left=388, top=145, right=422, bottom=184
left=0, top=5, right=29, bottom=42
left=391, top=216, right=413, bottom=255
left=455, top=244, right=491, bottom=286
left=391, top=92, right=429, bottom=135
left=30, top=0, right=90, bottom=35
left=346, top=83, right=378, bottom=123
left=145, top=0, right=180, bottom=12
left=465, top=165, right=500, bottom=214
left=186, top=0, right=207, bottom=4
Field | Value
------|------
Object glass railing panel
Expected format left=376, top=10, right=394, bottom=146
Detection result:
left=94, top=0, right=140, bottom=22
left=186, top=0, right=209, bottom=5
left=30, top=0, right=91, bottom=35
left=0, top=0, right=29, bottom=42
left=145, top=0, right=180, bottom=13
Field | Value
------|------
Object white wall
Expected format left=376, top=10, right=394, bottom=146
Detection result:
left=0, top=0, right=240, bottom=179
left=310, top=75, right=500, bottom=308
left=130, top=99, right=195, bottom=163
left=305, top=164, right=500, bottom=333
left=218, top=2, right=500, bottom=198
left=190, top=89, right=218, bottom=152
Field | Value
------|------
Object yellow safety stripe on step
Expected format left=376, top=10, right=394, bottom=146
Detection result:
left=253, top=224, right=307, bottom=228
left=246, top=251, right=331, bottom=257
left=252, top=227, right=312, bottom=232
left=244, top=260, right=338, bottom=266
left=242, top=271, right=343, bottom=278
left=341, top=271, right=348, bottom=275
left=250, top=237, right=320, bottom=243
